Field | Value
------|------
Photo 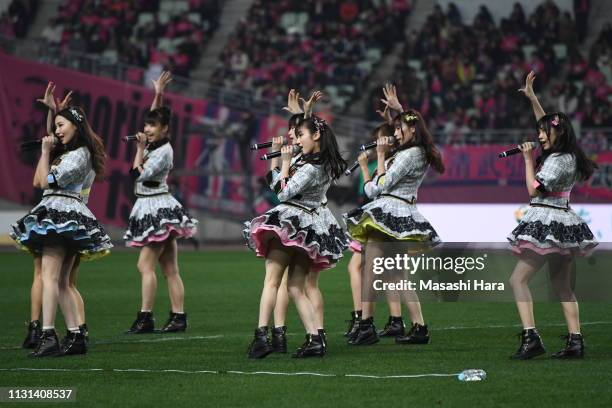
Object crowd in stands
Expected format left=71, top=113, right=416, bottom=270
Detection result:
left=39, top=0, right=220, bottom=78
left=0, top=0, right=38, bottom=38
left=368, top=1, right=611, bottom=134
left=9, top=0, right=611, bottom=136
left=211, top=0, right=412, bottom=110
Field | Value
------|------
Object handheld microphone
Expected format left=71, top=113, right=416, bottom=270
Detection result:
left=344, top=161, right=360, bottom=176
left=123, top=134, right=138, bottom=142
left=20, top=136, right=59, bottom=152
left=251, top=136, right=288, bottom=150
left=251, top=141, right=273, bottom=150
left=359, top=136, right=396, bottom=151
left=260, top=145, right=302, bottom=161
left=498, top=143, right=536, bottom=158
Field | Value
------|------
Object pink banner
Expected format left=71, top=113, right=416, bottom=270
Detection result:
left=417, top=145, right=612, bottom=203
left=0, top=53, right=279, bottom=226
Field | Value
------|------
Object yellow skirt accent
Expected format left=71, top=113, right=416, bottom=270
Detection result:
left=79, top=249, right=111, bottom=262
left=347, top=215, right=431, bottom=243
left=13, top=242, right=110, bottom=262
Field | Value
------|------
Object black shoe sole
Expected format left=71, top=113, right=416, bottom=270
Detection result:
left=248, top=348, right=274, bottom=359
left=348, top=336, right=379, bottom=346
left=395, top=337, right=430, bottom=345
left=511, top=348, right=546, bottom=360
left=29, top=349, right=61, bottom=358
left=125, top=328, right=156, bottom=334
left=551, top=352, right=584, bottom=359
left=378, top=331, right=405, bottom=338
left=56, top=350, right=87, bottom=357
left=156, top=327, right=187, bottom=334
left=291, top=348, right=325, bottom=358
left=291, top=352, right=325, bottom=358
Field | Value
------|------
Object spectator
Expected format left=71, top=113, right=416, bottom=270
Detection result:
left=374, top=0, right=606, bottom=130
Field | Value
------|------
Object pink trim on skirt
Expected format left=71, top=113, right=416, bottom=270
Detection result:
left=348, top=240, right=362, bottom=253
left=510, top=240, right=596, bottom=257
left=250, top=225, right=334, bottom=272
left=127, top=225, right=196, bottom=247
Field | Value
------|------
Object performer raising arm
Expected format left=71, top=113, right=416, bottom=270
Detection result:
left=244, top=114, right=347, bottom=359
left=508, top=71, right=598, bottom=360
left=11, top=105, right=111, bottom=357
left=123, top=71, right=198, bottom=334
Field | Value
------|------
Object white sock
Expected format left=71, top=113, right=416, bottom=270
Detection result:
left=140, top=310, right=151, bottom=313
left=69, top=327, right=80, bottom=333
left=523, top=326, right=536, bottom=330
left=42, top=326, right=54, bottom=331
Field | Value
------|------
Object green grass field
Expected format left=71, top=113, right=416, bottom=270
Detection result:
left=1, top=250, right=611, bottom=407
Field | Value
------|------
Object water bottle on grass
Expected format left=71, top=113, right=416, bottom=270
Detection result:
left=458, top=369, right=487, bottom=381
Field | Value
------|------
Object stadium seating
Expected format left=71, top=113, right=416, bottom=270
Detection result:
left=0, top=0, right=38, bottom=38
left=371, top=1, right=612, bottom=130
left=211, top=0, right=412, bottom=111
left=39, top=0, right=221, bottom=78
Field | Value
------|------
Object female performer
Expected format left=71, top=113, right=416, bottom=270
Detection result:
left=345, top=85, right=445, bottom=346
left=345, top=118, right=405, bottom=340
left=124, top=71, right=198, bottom=334
left=508, top=71, right=598, bottom=359
left=11, top=105, right=111, bottom=357
left=245, top=114, right=347, bottom=358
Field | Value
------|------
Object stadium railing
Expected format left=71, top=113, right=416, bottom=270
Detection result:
left=1, top=34, right=611, bottom=151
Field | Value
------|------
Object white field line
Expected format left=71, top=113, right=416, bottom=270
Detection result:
left=0, top=367, right=462, bottom=380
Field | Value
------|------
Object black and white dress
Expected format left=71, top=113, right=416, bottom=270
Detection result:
left=344, top=146, right=440, bottom=244
left=124, top=139, right=197, bottom=247
left=11, top=146, right=112, bottom=260
left=243, top=157, right=347, bottom=272
left=508, top=152, right=598, bottom=256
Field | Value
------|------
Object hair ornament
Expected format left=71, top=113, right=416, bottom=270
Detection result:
left=69, top=107, right=83, bottom=123
left=313, top=115, right=327, bottom=132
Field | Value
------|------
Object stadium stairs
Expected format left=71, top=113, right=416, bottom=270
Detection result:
left=584, top=0, right=611, bottom=50
left=348, top=0, right=434, bottom=116
left=190, top=0, right=253, bottom=89
left=26, top=0, right=61, bottom=40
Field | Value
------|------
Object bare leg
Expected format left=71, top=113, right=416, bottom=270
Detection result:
left=386, top=297, right=402, bottom=317
left=41, top=246, right=66, bottom=328
left=258, top=239, right=292, bottom=328
left=57, top=253, right=78, bottom=329
left=30, top=255, right=43, bottom=322
left=287, top=250, right=317, bottom=334
left=159, top=238, right=184, bottom=313
left=401, top=291, right=425, bottom=325
left=549, top=255, right=580, bottom=333
left=361, top=232, right=388, bottom=320
left=137, top=243, right=165, bottom=311
left=68, top=257, right=85, bottom=325
left=347, top=252, right=362, bottom=311
left=273, top=269, right=289, bottom=327
left=305, top=270, right=324, bottom=330
left=509, top=254, right=546, bottom=328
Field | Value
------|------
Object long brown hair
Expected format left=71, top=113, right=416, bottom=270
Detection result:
left=393, top=109, right=445, bottom=174
left=536, top=112, right=597, bottom=181
left=296, top=115, right=347, bottom=179
left=53, top=107, right=106, bottom=181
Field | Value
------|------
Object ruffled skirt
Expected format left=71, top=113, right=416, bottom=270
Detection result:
left=124, top=194, right=198, bottom=247
left=10, top=195, right=112, bottom=261
left=508, top=205, right=598, bottom=256
left=243, top=203, right=347, bottom=272
left=344, top=197, right=440, bottom=245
